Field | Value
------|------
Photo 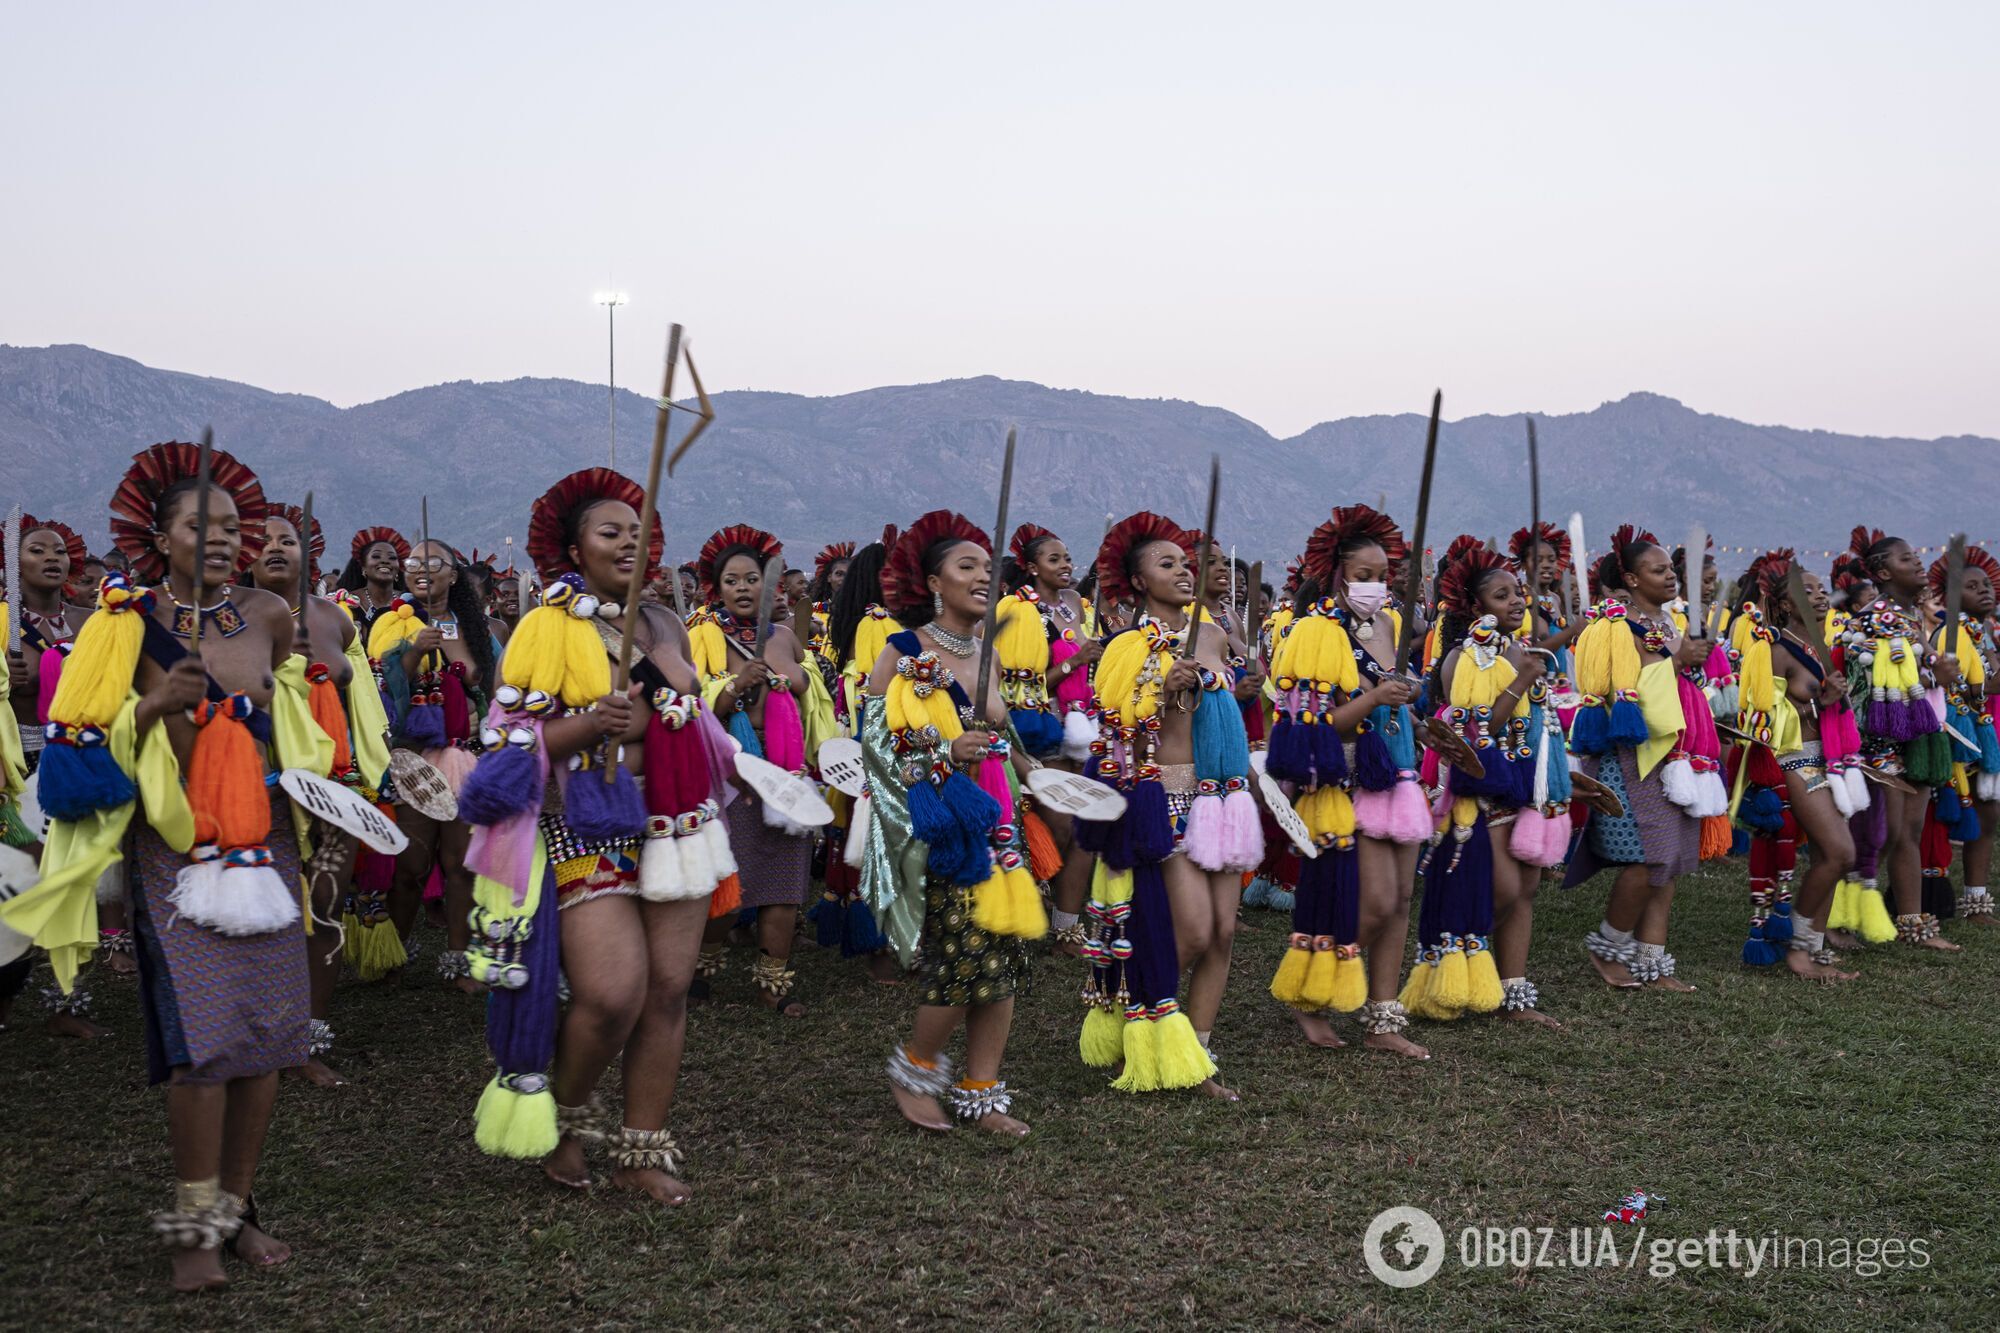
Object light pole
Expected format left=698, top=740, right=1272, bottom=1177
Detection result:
left=594, top=291, right=629, bottom=467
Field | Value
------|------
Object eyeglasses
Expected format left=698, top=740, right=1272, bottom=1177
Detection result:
left=403, top=557, right=448, bottom=573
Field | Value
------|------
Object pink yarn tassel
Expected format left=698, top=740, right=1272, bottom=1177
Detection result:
left=1385, top=777, right=1434, bottom=845
left=1182, top=794, right=1226, bottom=870
left=763, top=689, right=806, bottom=772
left=1049, top=638, right=1095, bottom=710
left=1217, top=788, right=1264, bottom=870
left=1509, top=808, right=1561, bottom=867
left=975, top=752, right=1016, bottom=825
left=442, top=664, right=472, bottom=744
left=1352, top=787, right=1395, bottom=841
left=36, top=645, right=63, bottom=723
left=1419, top=742, right=1442, bottom=789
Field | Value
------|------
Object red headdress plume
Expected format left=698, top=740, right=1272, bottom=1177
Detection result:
left=1828, top=551, right=1870, bottom=595
left=1508, top=521, right=1569, bottom=569
left=880, top=522, right=899, bottom=551
left=1282, top=554, right=1305, bottom=598
left=882, top=509, right=991, bottom=618
left=1008, top=522, right=1058, bottom=564
left=528, top=468, right=665, bottom=582
left=1929, top=545, right=2000, bottom=598
left=1847, top=525, right=1887, bottom=560
left=1437, top=534, right=1485, bottom=576
left=697, top=523, right=784, bottom=603
left=813, top=541, right=856, bottom=580
left=351, top=525, right=410, bottom=564
left=1302, top=504, right=1407, bottom=589
left=1094, top=512, right=1192, bottom=608
left=1437, top=545, right=1518, bottom=616
left=1751, top=548, right=1796, bottom=603
left=109, top=441, right=268, bottom=582
left=4, top=516, right=89, bottom=588
left=267, top=503, right=326, bottom=583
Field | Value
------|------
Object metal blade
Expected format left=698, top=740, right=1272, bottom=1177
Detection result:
left=1525, top=417, right=1541, bottom=602
left=298, top=491, right=315, bottom=661
left=751, top=555, right=782, bottom=658
left=190, top=428, right=214, bottom=649
left=1567, top=512, right=1589, bottom=616
left=1246, top=559, right=1264, bottom=660
left=1392, top=391, right=1442, bottom=674
left=1943, top=533, right=1968, bottom=658
left=971, top=428, right=1018, bottom=725
left=1683, top=523, right=1708, bottom=639
left=1181, top=453, right=1221, bottom=662
left=3, top=505, right=20, bottom=656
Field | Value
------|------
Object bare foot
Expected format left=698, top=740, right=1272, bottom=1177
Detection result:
left=47, top=1013, right=112, bottom=1039
left=971, top=1111, right=1030, bottom=1137
left=865, top=953, right=904, bottom=985
left=105, top=951, right=139, bottom=976
left=229, top=1220, right=291, bottom=1269
left=1291, top=1012, right=1346, bottom=1048
left=890, top=1084, right=952, bottom=1132
left=1824, top=928, right=1863, bottom=950
left=1049, top=935, right=1087, bottom=960
left=611, top=1165, right=692, bottom=1206
left=543, top=1138, right=592, bottom=1190
left=1961, top=912, right=1994, bottom=927
left=1197, top=1077, right=1242, bottom=1101
left=170, top=1247, right=229, bottom=1294
left=757, top=990, right=806, bottom=1018
left=1916, top=934, right=1963, bottom=953
left=1587, top=953, right=1640, bottom=988
left=287, top=1058, right=349, bottom=1088
left=1500, top=1008, right=1566, bottom=1030
left=449, top=975, right=486, bottom=997
left=1646, top=976, right=1698, bottom=992
left=1362, top=1032, right=1431, bottom=1060
left=1785, top=952, right=1859, bottom=982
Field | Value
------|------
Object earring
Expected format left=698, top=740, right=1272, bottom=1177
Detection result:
left=933, top=591, right=945, bottom=616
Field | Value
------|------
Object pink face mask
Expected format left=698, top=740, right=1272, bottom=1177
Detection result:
left=1344, top=581, right=1390, bottom=619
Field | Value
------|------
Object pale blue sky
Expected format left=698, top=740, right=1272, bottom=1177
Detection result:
left=4, top=1, right=1993, bottom=438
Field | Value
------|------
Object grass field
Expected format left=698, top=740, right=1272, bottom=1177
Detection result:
left=4, top=857, right=1994, bottom=1331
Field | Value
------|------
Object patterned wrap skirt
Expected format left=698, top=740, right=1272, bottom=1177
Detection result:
left=916, top=877, right=1032, bottom=1008
left=130, top=791, right=309, bottom=1085
left=724, top=794, right=812, bottom=910
left=1570, top=747, right=1700, bottom=889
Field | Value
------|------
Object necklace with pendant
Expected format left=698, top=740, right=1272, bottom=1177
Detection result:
left=927, top=620, right=978, bottom=657
left=166, top=586, right=247, bottom=639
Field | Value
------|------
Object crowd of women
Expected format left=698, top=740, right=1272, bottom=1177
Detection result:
left=2, top=440, right=1991, bottom=1293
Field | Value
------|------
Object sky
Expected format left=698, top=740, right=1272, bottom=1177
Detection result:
left=4, top=1, right=1995, bottom=440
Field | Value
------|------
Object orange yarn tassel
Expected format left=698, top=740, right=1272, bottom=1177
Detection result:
left=306, top=664, right=353, bottom=775
left=1700, top=813, right=1732, bottom=860
left=188, top=697, right=272, bottom=849
left=1022, top=808, right=1062, bottom=882
left=708, top=872, right=742, bottom=918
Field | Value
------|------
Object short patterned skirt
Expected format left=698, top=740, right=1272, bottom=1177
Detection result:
left=917, top=878, right=1032, bottom=1007
left=725, top=794, right=813, bottom=910
left=1574, top=747, right=1699, bottom=888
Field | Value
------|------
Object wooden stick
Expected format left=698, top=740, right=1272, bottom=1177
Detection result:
left=1181, top=453, right=1221, bottom=662
left=190, top=428, right=214, bottom=650
left=605, top=325, right=683, bottom=783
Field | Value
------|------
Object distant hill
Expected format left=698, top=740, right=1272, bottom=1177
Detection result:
left=1, top=343, right=1990, bottom=579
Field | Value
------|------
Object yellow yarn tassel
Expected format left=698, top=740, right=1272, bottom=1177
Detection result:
left=1331, top=950, right=1369, bottom=1012
left=1825, top=878, right=1858, bottom=931
left=1270, top=942, right=1312, bottom=1007
left=1297, top=785, right=1356, bottom=843
left=1080, top=1006, right=1124, bottom=1067
left=473, top=1075, right=558, bottom=1159
left=1300, top=946, right=1338, bottom=1010
left=993, top=594, right=1051, bottom=675
left=1397, top=960, right=1434, bottom=1017
left=46, top=579, right=149, bottom=728
left=1433, top=946, right=1470, bottom=1015
left=1110, top=1016, right=1160, bottom=1092
left=1855, top=884, right=1897, bottom=945
left=1465, top=944, right=1504, bottom=1013
left=366, top=599, right=426, bottom=662
left=1150, top=1011, right=1218, bottom=1090
left=972, top=862, right=1047, bottom=940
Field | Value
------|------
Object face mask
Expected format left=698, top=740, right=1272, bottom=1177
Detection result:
left=1344, top=581, right=1390, bottom=618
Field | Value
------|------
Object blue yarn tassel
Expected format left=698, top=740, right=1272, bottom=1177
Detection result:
left=1309, top=722, right=1349, bottom=787
left=936, top=770, right=999, bottom=886
left=1741, top=920, right=1780, bottom=966
left=807, top=895, right=843, bottom=948
left=1947, top=705, right=1981, bottom=764
left=1266, top=715, right=1314, bottom=784
left=564, top=765, right=647, bottom=840
left=1607, top=697, right=1649, bottom=748
left=726, top=709, right=765, bottom=759
left=1190, top=688, right=1229, bottom=782
left=1978, top=719, right=2000, bottom=775
left=1569, top=705, right=1610, bottom=756
left=1742, top=788, right=1784, bottom=834
left=1129, top=780, right=1175, bottom=864
left=35, top=743, right=136, bottom=821
left=907, top=777, right=966, bottom=880
left=1764, top=898, right=1794, bottom=942
left=402, top=701, right=447, bottom=750
left=458, top=743, right=544, bottom=826
left=1010, top=708, right=1064, bottom=758
left=1353, top=728, right=1397, bottom=792
left=843, top=898, right=887, bottom=956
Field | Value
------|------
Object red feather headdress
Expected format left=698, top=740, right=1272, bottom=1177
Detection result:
left=1008, top=522, right=1058, bottom=564
left=1606, top=524, right=1660, bottom=566
left=1094, top=512, right=1192, bottom=608
left=882, top=510, right=990, bottom=617
left=1282, top=554, right=1305, bottom=598
left=3, top=515, right=89, bottom=584
left=1437, top=534, right=1485, bottom=575
left=1930, top=545, right=2000, bottom=598
left=1507, top=521, right=1569, bottom=569
left=1828, top=551, right=1871, bottom=595
left=697, top=523, right=783, bottom=603
left=1751, top=548, right=1796, bottom=603
left=1437, top=545, right=1518, bottom=616
left=528, top=468, right=664, bottom=582
left=1847, top=525, right=1888, bottom=560
left=351, top=526, right=410, bottom=565
left=1302, top=504, right=1407, bottom=589
left=109, top=441, right=268, bottom=582
left=265, top=503, right=326, bottom=584
left=813, top=541, right=856, bottom=580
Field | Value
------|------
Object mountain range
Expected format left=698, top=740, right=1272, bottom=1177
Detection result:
left=2, top=343, right=1991, bottom=580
